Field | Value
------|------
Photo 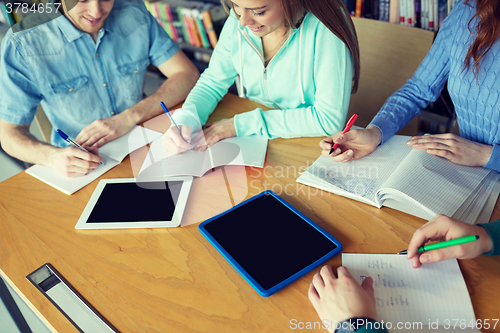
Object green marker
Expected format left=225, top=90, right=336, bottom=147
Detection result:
left=398, top=235, right=480, bottom=255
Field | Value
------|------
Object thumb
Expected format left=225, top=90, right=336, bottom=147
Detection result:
left=361, top=276, right=375, bottom=297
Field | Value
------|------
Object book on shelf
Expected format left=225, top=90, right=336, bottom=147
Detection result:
left=296, top=134, right=500, bottom=225
left=145, top=0, right=227, bottom=50
left=342, top=0, right=356, bottom=16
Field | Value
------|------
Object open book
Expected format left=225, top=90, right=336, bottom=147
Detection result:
left=138, top=135, right=268, bottom=180
left=26, top=126, right=162, bottom=195
left=297, top=135, right=500, bottom=224
left=342, top=254, right=480, bottom=332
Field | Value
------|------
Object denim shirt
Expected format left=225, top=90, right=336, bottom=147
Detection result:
left=0, top=0, right=179, bottom=147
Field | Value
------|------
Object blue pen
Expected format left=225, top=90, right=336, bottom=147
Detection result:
left=160, top=101, right=192, bottom=149
left=56, top=129, right=104, bottom=165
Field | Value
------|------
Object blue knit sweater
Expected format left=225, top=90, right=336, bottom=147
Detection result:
left=369, top=0, right=500, bottom=172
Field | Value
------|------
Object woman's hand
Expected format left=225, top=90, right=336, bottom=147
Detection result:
left=407, top=133, right=493, bottom=167
left=195, top=117, right=236, bottom=150
left=162, top=125, right=193, bottom=154
left=319, top=126, right=382, bottom=162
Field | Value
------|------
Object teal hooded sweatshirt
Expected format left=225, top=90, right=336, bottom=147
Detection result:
left=172, top=11, right=354, bottom=139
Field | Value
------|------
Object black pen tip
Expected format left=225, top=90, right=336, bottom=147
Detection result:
left=398, top=250, right=408, bottom=255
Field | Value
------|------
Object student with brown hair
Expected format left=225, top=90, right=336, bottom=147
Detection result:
left=321, top=0, right=500, bottom=173
left=163, top=0, right=360, bottom=154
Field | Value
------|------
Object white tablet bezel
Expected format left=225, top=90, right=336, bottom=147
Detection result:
left=75, top=177, right=193, bottom=229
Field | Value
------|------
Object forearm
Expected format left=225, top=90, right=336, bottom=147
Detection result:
left=0, top=125, right=57, bottom=166
left=234, top=104, right=347, bottom=139
left=122, top=70, right=198, bottom=126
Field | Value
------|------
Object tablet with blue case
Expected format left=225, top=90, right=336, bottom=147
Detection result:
left=198, top=191, right=342, bottom=297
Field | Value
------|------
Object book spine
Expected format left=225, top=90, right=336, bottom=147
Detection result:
left=399, top=0, right=406, bottom=25
left=407, top=0, right=414, bottom=26
left=389, top=0, right=399, bottom=23
left=432, top=0, right=438, bottom=31
left=363, top=0, right=372, bottom=19
left=355, top=0, right=363, bottom=17
left=151, top=1, right=164, bottom=29
left=201, top=8, right=218, bottom=48
left=372, top=0, right=380, bottom=20
left=193, top=9, right=209, bottom=48
left=177, top=6, right=191, bottom=44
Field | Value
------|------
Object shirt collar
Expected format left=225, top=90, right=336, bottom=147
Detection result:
left=56, top=15, right=85, bottom=42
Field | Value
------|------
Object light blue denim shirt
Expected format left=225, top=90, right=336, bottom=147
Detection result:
left=0, top=0, right=179, bottom=147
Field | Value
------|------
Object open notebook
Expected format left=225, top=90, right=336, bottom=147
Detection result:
left=137, top=135, right=268, bottom=180
left=26, top=126, right=162, bottom=195
left=342, top=254, right=480, bottom=332
left=297, top=135, right=500, bottom=224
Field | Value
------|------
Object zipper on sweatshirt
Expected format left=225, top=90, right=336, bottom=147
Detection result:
left=239, top=29, right=296, bottom=110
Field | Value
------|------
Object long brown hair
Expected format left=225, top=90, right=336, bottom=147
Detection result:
left=464, top=0, right=500, bottom=78
left=221, top=0, right=360, bottom=93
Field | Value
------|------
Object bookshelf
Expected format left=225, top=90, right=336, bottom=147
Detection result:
left=144, top=0, right=228, bottom=72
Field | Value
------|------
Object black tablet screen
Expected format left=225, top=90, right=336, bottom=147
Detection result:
left=203, top=194, right=338, bottom=290
left=87, top=181, right=183, bottom=223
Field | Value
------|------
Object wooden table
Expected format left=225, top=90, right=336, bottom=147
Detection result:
left=1, top=94, right=500, bottom=333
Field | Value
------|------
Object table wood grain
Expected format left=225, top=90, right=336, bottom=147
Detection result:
left=1, top=94, right=499, bottom=333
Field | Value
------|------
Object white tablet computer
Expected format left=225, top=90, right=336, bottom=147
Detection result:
left=75, top=177, right=193, bottom=229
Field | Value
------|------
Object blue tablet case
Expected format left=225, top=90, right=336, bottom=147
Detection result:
left=198, top=191, right=342, bottom=297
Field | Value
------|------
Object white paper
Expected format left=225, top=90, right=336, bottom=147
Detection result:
left=138, top=135, right=268, bottom=180
left=342, top=254, right=478, bottom=331
left=25, top=126, right=162, bottom=195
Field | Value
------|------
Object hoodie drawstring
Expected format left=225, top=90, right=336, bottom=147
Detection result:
left=238, top=30, right=245, bottom=98
left=298, top=23, right=305, bottom=104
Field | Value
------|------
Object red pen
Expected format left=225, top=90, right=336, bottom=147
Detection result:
left=329, top=114, right=358, bottom=155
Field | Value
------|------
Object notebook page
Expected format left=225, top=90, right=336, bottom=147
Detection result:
left=138, top=135, right=268, bottom=179
left=342, top=254, right=476, bottom=328
left=381, top=149, right=492, bottom=218
left=100, top=126, right=162, bottom=162
left=300, top=135, right=412, bottom=204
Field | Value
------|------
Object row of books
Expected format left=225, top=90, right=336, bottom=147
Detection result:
left=144, top=0, right=227, bottom=49
left=343, top=0, right=459, bottom=31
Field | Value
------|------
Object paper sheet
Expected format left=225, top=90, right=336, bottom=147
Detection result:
left=138, top=135, right=268, bottom=179
left=25, top=126, right=162, bottom=195
left=342, top=254, right=477, bottom=330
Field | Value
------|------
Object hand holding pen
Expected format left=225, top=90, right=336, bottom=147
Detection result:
left=53, top=129, right=103, bottom=177
left=403, top=214, right=493, bottom=269
left=160, top=102, right=196, bottom=154
left=57, top=129, right=103, bottom=165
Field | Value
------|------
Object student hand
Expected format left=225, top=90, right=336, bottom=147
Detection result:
left=76, top=113, right=136, bottom=148
left=407, top=133, right=493, bottom=167
left=50, top=146, right=102, bottom=177
left=407, top=214, right=493, bottom=269
left=162, top=125, right=196, bottom=154
left=308, top=266, right=377, bottom=333
left=320, top=126, right=382, bottom=162
left=195, top=117, right=236, bottom=150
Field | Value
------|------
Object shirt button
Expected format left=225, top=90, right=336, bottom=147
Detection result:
left=69, top=88, right=74, bottom=92
left=111, top=111, right=116, bottom=115
left=135, top=70, right=139, bottom=73
left=103, top=83, right=108, bottom=87
left=96, top=53, right=99, bottom=57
